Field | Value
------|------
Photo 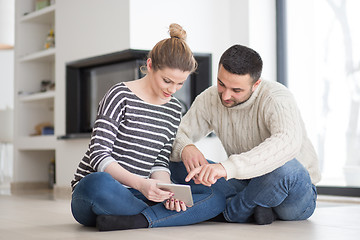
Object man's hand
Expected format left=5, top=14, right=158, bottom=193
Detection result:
left=181, top=145, right=209, bottom=174
left=185, top=163, right=227, bottom=186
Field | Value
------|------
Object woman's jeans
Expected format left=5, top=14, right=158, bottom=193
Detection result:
left=71, top=172, right=225, bottom=228
left=170, top=159, right=317, bottom=223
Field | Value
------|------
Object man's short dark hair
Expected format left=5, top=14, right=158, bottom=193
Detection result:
left=219, top=45, right=263, bottom=83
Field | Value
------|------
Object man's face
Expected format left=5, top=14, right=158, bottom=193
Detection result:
left=217, top=64, right=260, bottom=108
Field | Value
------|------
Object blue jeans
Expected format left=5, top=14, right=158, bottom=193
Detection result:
left=71, top=172, right=225, bottom=228
left=170, top=159, right=317, bottom=223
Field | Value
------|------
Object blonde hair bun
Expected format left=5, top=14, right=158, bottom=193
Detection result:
left=147, top=23, right=196, bottom=73
left=169, top=23, right=187, bottom=41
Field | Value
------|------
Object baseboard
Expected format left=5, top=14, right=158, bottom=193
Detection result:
left=317, top=186, right=360, bottom=197
left=10, top=181, right=49, bottom=193
left=10, top=182, right=71, bottom=200
left=317, top=195, right=360, bottom=204
left=53, top=185, right=72, bottom=199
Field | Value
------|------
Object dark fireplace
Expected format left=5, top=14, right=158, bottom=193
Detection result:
left=60, top=49, right=212, bottom=139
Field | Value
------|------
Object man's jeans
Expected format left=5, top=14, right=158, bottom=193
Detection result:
left=170, top=159, right=317, bottom=223
left=71, top=172, right=225, bottom=227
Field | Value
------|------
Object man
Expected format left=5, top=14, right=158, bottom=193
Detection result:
left=170, top=44, right=321, bottom=225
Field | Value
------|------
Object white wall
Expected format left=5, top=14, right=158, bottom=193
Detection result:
left=0, top=0, right=14, bottom=182
left=0, top=50, right=14, bottom=109
left=249, top=0, right=277, bottom=82
left=0, top=50, right=14, bottom=184
left=129, top=0, right=261, bottom=85
left=129, top=0, right=236, bottom=85
left=52, top=0, right=276, bottom=188
left=55, top=0, right=131, bottom=187
left=130, top=0, right=276, bottom=83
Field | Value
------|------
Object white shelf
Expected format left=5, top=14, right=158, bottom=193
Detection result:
left=16, top=135, right=56, bottom=150
left=14, top=1, right=57, bottom=151
left=20, top=48, right=55, bottom=63
left=19, top=91, right=55, bottom=102
left=13, top=0, right=58, bottom=186
left=20, top=5, right=55, bottom=24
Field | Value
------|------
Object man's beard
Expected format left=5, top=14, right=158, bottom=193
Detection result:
left=219, top=90, right=254, bottom=108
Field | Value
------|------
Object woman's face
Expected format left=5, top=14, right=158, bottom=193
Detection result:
left=147, top=59, right=191, bottom=103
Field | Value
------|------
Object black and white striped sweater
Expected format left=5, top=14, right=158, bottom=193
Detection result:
left=71, top=82, right=182, bottom=191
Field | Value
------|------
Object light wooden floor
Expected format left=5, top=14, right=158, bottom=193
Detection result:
left=0, top=189, right=360, bottom=240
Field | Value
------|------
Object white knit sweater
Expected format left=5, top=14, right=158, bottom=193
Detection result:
left=171, top=80, right=321, bottom=184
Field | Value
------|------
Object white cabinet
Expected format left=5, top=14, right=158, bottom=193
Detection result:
left=13, top=0, right=56, bottom=187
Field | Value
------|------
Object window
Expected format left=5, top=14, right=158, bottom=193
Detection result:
left=279, top=0, right=360, bottom=193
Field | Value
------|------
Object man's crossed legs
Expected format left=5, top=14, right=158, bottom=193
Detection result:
left=170, top=159, right=317, bottom=225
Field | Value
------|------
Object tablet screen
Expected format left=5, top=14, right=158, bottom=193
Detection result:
left=157, top=183, right=194, bottom=206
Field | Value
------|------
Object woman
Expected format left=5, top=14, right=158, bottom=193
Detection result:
left=70, top=23, right=225, bottom=231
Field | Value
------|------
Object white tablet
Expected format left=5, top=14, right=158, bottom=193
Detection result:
left=156, top=183, right=194, bottom=206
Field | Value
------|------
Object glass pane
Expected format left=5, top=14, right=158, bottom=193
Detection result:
left=286, top=0, right=360, bottom=187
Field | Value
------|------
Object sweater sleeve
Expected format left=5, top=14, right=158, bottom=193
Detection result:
left=221, top=92, right=303, bottom=180
left=170, top=88, right=215, bottom=162
left=89, top=115, right=119, bottom=171
left=88, top=86, right=126, bottom=172
left=151, top=136, right=174, bottom=174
